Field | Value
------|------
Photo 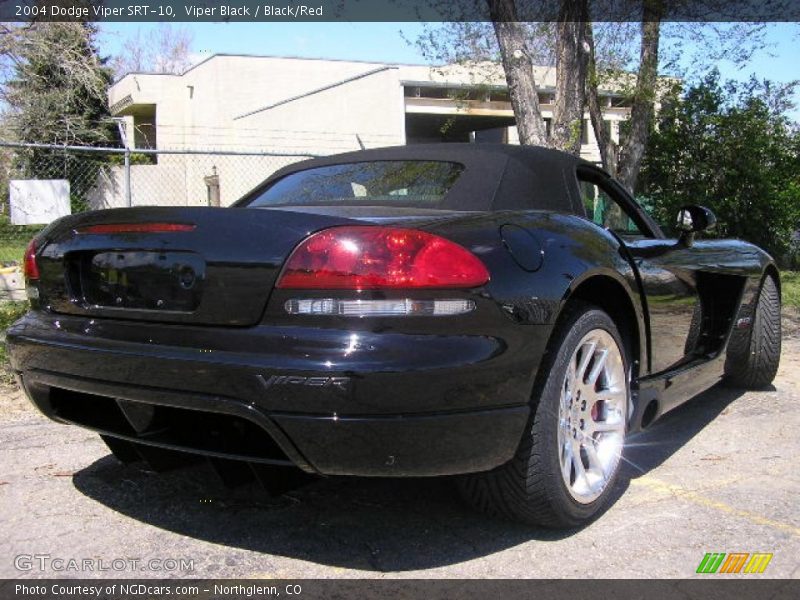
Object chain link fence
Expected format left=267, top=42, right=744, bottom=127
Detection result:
left=0, top=141, right=317, bottom=264
left=0, top=141, right=318, bottom=300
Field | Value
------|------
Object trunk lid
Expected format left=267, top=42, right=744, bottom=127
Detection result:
left=36, top=206, right=357, bottom=326
left=34, top=206, right=472, bottom=326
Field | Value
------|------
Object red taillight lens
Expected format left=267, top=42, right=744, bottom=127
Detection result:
left=277, top=226, right=489, bottom=290
left=23, top=238, right=39, bottom=281
left=75, top=222, right=196, bottom=234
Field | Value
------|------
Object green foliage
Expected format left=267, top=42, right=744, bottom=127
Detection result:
left=4, top=23, right=115, bottom=145
left=3, top=23, right=117, bottom=209
left=107, top=152, right=155, bottom=166
left=639, top=71, right=800, bottom=263
left=0, top=240, right=29, bottom=266
left=782, top=271, right=800, bottom=309
left=0, top=301, right=28, bottom=333
left=0, top=300, right=29, bottom=384
left=0, top=213, right=41, bottom=264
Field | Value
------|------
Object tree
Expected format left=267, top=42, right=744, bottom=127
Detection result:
left=639, top=71, right=800, bottom=262
left=111, top=24, right=194, bottom=79
left=412, top=2, right=590, bottom=151
left=588, top=4, right=663, bottom=192
left=486, top=0, right=549, bottom=145
left=586, top=10, right=770, bottom=192
left=488, top=0, right=590, bottom=152
left=412, top=4, right=769, bottom=192
left=2, top=22, right=115, bottom=146
left=550, top=3, right=590, bottom=154
left=1, top=22, right=116, bottom=209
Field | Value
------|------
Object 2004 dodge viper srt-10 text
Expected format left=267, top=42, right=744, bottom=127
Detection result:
left=7, top=144, right=781, bottom=527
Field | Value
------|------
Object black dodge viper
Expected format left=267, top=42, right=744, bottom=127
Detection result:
left=7, top=144, right=781, bottom=527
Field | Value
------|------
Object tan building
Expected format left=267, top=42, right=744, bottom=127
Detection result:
left=102, top=54, right=632, bottom=207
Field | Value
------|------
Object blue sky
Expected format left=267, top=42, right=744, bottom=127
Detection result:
left=99, top=22, right=430, bottom=64
left=99, top=22, right=800, bottom=120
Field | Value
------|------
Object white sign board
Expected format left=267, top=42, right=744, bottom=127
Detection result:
left=9, top=179, right=71, bottom=225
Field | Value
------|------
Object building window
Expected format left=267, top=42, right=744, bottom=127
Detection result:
left=611, top=96, right=633, bottom=108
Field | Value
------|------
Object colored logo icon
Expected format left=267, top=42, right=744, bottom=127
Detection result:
left=696, top=553, right=773, bottom=574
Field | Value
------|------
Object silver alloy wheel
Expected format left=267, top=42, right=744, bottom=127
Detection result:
left=557, top=328, right=627, bottom=504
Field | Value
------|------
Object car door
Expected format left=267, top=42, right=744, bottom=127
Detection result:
left=576, top=166, right=705, bottom=375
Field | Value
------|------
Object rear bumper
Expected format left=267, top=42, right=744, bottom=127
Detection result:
left=7, top=311, right=538, bottom=476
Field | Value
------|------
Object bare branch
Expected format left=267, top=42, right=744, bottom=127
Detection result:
left=111, top=24, right=195, bottom=79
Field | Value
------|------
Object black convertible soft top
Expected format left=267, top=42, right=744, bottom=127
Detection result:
left=237, top=143, right=587, bottom=214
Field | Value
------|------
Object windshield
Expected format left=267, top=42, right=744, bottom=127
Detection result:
left=244, top=160, right=464, bottom=208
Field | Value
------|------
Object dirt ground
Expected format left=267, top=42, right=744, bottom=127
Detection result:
left=1, top=314, right=798, bottom=579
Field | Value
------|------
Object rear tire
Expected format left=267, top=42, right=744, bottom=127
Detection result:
left=458, top=303, right=629, bottom=528
left=724, top=275, right=781, bottom=389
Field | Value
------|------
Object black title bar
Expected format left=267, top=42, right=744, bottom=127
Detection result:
left=3, top=579, right=800, bottom=600
left=2, top=0, right=800, bottom=22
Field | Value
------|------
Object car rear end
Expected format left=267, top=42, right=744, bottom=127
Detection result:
left=7, top=157, right=547, bottom=479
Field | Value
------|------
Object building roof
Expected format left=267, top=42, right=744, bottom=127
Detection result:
left=114, top=52, right=426, bottom=82
left=111, top=52, right=637, bottom=102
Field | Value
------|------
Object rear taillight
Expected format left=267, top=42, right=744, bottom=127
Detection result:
left=75, top=222, right=196, bottom=234
left=276, top=226, right=490, bottom=290
left=23, top=238, right=39, bottom=281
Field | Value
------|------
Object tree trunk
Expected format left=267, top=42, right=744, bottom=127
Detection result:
left=617, top=2, right=663, bottom=193
left=586, top=23, right=618, bottom=176
left=487, top=0, right=548, bottom=146
left=551, top=1, right=590, bottom=156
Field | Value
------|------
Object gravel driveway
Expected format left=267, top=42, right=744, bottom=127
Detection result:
left=1, top=316, right=798, bottom=579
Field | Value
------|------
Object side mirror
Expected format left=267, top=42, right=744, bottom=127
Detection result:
left=676, top=205, right=716, bottom=245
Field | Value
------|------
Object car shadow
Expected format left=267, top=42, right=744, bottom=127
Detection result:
left=619, top=382, right=751, bottom=480
left=72, top=382, right=752, bottom=572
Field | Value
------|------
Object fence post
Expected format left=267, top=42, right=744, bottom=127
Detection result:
left=113, top=118, right=133, bottom=207
left=204, top=166, right=220, bottom=207
left=123, top=147, right=132, bottom=207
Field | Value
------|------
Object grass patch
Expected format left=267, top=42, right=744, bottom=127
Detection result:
left=0, top=241, right=27, bottom=265
left=0, top=214, right=43, bottom=265
left=0, top=300, right=29, bottom=385
left=0, top=301, right=29, bottom=331
left=782, top=271, right=800, bottom=310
